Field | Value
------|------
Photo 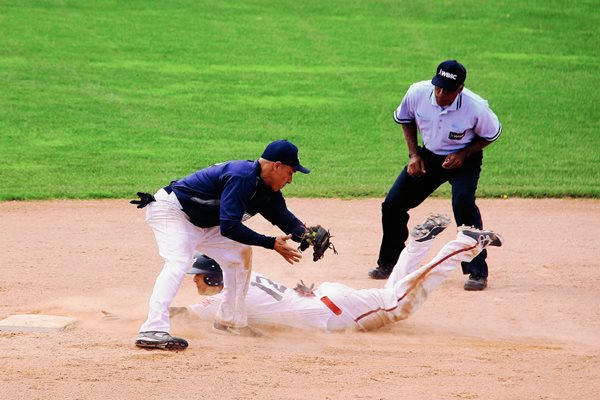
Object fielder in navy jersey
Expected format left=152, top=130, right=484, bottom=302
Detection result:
left=135, top=140, right=314, bottom=350
left=369, top=60, right=502, bottom=292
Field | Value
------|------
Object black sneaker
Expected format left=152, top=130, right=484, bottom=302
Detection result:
left=410, top=213, right=451, bottom=242
left=368, top=264, right=394, bottom=280
left=458, top=226, right=504, bottom=248
left=135, top=331, right=189, bottom=351
left=464, top=275, right=488, bottom=291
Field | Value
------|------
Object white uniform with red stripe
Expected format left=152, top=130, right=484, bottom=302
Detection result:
left=188, top=232, right=483, bottom=332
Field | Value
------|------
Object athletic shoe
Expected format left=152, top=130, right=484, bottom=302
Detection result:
left=464, top=274, right=488, bottom=291
left=212, top=321, right=262, bottom=337
left=458, top=226, right=504, bottom=248
left=135, top=331, right=189, bottom=351
left=410, top=213, right=452, bottom=242
left=368, top=263, right=394, bottom=280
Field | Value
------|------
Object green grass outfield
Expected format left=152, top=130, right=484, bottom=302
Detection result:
left=1, top=0, right=598, bottom=200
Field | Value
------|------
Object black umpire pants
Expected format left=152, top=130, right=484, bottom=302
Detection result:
left=378, top=146, right=488, bottom=277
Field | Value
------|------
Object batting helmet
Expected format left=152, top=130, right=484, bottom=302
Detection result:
left=187, top=253, right=223, bottom=287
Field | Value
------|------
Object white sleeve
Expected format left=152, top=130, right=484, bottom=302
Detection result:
left=475, top=105, right=502, bottom=142
left=394, top=86, right=416, bottom=124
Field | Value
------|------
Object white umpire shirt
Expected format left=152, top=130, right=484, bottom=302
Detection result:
left=394, top=80, right=502, bottom=156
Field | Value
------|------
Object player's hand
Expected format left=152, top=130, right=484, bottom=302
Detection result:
left=407, top=154, right=426, bottom=177
left=274, top=234, right=302, bottom=264
left=442, top=151, right=467, bottom=169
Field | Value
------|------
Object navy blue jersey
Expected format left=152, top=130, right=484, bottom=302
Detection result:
left=170, top=160, right=305, bottom=249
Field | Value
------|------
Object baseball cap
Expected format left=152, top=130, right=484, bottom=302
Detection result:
left=431, top=60, right=467, bottom=91
left=261, top=140, right=310, bottom=174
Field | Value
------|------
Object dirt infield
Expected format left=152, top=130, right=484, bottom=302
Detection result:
left=1, top=198, right=599, bottom=399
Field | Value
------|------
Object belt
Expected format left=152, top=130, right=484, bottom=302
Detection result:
left=320, top=296, right=342, bottom=316
left=163, top=185, right=173, bottom=194
left=421, top=146, right=444, bottom=158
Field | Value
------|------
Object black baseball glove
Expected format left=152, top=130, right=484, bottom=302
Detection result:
left=130, top=192, right=156, bottom=208
left=299, top=225, right=338, bottom=262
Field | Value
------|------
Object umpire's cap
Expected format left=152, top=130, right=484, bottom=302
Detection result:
left=431, top=60, right=467, bottom=91
left=187, top=253, right=223, bottom=277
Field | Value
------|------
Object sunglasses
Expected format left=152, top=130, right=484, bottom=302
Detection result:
left=203, top=274, right=223, bottom=287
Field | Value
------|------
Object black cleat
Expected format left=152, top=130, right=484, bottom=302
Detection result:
left=411, top=213, right=451, bottom=242
left=135, top=331, right=188, bottom=351
left=458, top=227, right=504, bottom=248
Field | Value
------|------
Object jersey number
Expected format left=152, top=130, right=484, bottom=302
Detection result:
left=250, top=276, right=287, bottom=301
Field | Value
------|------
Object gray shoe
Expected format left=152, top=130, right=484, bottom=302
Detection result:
left=464, top=275, right=488, bottom=291
left=410, top=213, right=452, bottom=242
left=212, top=321, right=262, bottom=337
left=135, top=331, right=188, bottom=351
left=458, top=226, right=504, bottom=248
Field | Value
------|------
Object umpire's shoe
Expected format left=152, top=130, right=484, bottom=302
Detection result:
left=464, top=274, right=488, bottom=291
left=135, top=331, right=189, bottom=351
left=368, top=263, right=394, bottom=280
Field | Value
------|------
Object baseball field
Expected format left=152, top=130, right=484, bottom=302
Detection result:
left=1, top=1, right=599, bottom=399
left=2, top=198, right=599, bottom=399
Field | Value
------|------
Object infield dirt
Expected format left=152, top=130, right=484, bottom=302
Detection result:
left=1, top=198, right=599, bottom=399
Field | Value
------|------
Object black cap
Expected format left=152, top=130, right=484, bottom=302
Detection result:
left=431, top=60, right=467, bottom=91
left=261, top=140, right=310, bottom=174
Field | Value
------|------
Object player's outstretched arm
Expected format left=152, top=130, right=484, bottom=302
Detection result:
left=274, top=234, right=302, bottom=264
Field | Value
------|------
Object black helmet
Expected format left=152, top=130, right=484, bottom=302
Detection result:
left=187, top=253, right=223, bottom=286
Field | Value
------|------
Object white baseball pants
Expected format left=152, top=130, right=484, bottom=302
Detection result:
left=319, top=233, right=482, bottom=331
left=139, top=188, right=252, bottom=334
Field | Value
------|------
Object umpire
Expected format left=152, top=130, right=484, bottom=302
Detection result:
left=368, top=60, right=502, bottom=291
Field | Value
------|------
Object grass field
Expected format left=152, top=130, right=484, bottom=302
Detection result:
left=1, top=0, right=598, bottom=199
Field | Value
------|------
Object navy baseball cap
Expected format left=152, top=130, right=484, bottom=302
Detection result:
left=261, top=140, right=310, bottom=174
left=431, top=60, right=467, bottom=91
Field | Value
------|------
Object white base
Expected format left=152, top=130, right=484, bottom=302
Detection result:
left=0, top=314, right=77, bottom=333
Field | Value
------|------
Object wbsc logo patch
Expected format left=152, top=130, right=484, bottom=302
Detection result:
left=448, top=131, right=465, bottom=140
